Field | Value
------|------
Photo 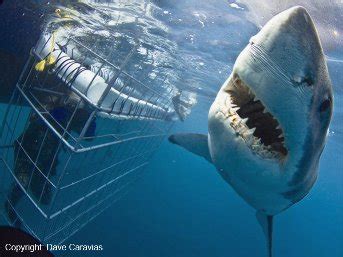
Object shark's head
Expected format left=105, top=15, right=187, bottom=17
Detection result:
left=208, top=6, right=333, bottom=213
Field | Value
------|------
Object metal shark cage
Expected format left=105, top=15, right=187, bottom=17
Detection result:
left=0, top=18, right=177, bottom=243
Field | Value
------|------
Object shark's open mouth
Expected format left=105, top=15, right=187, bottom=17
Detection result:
left=225, top=73, right=288, bottom=160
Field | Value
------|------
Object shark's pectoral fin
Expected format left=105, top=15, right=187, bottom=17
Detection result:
left=256, top=211, right=274, bottom=257
left=168, top=133, right=212, bottom=163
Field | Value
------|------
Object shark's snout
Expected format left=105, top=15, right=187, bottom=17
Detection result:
left=250, top=5, right=323, bottom=86
left=252, top=5, right=316, bottom=45
left=281, top=6, right=310, bottom=24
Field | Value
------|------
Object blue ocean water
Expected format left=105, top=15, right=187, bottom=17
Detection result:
left=70, top=105, right=343, bottom=257
left=0, top=1, right=342, bottom=257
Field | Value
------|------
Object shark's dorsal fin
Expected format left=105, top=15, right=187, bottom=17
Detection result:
left=168, top=133, right=212, bottom=163
left=256, top=211, right=274, bottom=257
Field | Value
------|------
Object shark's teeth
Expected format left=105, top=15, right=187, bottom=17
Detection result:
left=237, top=128, right=244, bottom=135
left=243, top=130, right=254, bottom=138
left=232, top=107, right=240, bottom=112
left=233, top=115, right=240, bottom=121
left=226, top=73, right=288, bottom=161
left=254, top=138, right=261, bottom=145
left=246, top=137, right=254, bottom=145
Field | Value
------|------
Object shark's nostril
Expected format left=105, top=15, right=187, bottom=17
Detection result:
left=319, top=98, right=331, bottom=112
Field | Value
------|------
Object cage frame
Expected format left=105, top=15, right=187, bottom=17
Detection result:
left=0, top=5, right=177, bottom=243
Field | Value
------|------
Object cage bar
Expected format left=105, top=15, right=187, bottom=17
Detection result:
left=0, top=7, right=178, bottom=243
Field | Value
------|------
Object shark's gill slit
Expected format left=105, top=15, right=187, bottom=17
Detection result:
left=225, top=73, right=288, bottom=160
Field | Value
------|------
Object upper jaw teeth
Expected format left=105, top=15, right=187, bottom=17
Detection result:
left=225, top=76, right=287, bottom=160
left=226, top=100, right=285, bottom=160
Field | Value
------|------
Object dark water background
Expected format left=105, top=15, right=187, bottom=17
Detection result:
left=0, top=0, right=342, bottom=257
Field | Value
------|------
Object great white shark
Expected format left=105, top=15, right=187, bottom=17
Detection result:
left=169, top=6, right=333, bottom=257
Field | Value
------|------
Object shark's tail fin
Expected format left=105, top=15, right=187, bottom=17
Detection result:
left=256, top=211, right=274, bottom=257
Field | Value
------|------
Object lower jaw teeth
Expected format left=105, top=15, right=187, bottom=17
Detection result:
left=227, top=105, right=283, bottom=160
left=225, top=74, right=286, bottom=160
left=242, top=130, right=253, bottom=138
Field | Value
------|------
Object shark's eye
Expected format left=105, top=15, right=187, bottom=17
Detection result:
left=319, top=97, right=332, bottom=112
